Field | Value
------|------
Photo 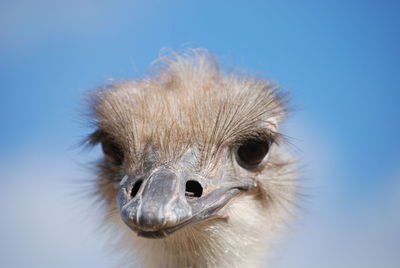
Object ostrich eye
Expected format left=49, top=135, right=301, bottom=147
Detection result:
left=101, top=139, right=124, bottom=165
left=237, top=139, right=270, bottom=167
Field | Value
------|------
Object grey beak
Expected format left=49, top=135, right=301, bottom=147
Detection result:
left=117, top=168, right=257, bottom=238
left=119, top=169, right=192, bottom=232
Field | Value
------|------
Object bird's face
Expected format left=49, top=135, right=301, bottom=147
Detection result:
left=114, top=143, right=268, bottom=238
left=87, top=55, right=287, bottom=239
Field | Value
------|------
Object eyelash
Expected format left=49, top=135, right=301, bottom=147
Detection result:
left=101, top=138, right=124, bottom=165
left=234, top=135, right=274, bottom=169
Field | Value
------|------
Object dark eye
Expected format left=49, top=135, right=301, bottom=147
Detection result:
left=237, top=139, right=270, bottom=167
left=101, top=139, right=124, bottom=165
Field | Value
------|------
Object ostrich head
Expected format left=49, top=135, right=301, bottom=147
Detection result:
left=86, top=50, right=296, bottom=267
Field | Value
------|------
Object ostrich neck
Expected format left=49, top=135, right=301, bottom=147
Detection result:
left=123, top=195, right=277, bottom=268
left=132, top=226, right=266, bottom=268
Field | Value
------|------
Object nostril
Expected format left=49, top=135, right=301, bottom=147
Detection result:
left=130, top=180, right=143, bottom=198
left=185, top=180, right=203, bottom=198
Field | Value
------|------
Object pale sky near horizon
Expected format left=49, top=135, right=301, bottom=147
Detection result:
left=0, top=0, right=399, bottom=267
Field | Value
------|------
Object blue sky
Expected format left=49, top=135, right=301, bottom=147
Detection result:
left=0, top=0, right=399, bottom=267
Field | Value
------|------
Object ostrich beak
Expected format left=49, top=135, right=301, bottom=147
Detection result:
left=117, top=168, right=257, bottom=238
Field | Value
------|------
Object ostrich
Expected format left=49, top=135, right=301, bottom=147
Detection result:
left=85, top=50, right=296, bottom=268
